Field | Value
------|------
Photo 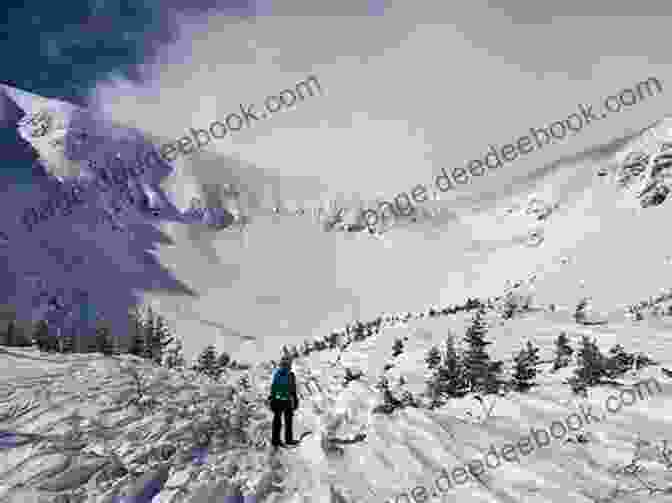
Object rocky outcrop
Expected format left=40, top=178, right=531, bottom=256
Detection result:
left=617, top=133, right=672, bottom=208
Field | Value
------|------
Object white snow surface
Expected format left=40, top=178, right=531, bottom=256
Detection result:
left=0, top=309, right=672, bottom=502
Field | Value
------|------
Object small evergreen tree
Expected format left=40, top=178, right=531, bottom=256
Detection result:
left=552, top=332, right=574, bottom=371
left=164, top=338, right=186, bottom=369
left=281, top=345, right=291, bottom=361
left=60, top=328, right=74, bottom=353
left=129, top=308, right=149, bottom=359
left=567, top=376, right=588, bottom=397
left=46, top=326, right=60, bottom=352
left=425, top=346, right=442, bottom=369
left=392, top=337, right=404, bottom=357
left=343, top=366, right=364, bottom=386
left=108, top=321, right=121, bottom=356
left=196, top=345, right=220, bottom=380
left=148, top=313, right=174, bottom=365
left=130, top=329, right=147, bottom=358
left=526, top=339, right=540, bottom=363
left=6, top=319, right=31, bottom=347
left=511, top=341, right=540, bottom=391
left=426, top=333, right=469, bottom=401
left=353, top=322, right=367, bottom=341
left=95, top=324, right=114, bottom=355
left=216, top=351, right=231, bottom=370
left=441, top=334, right=469, bottom=395
left=33, top=320, right=51, bottom=352
left=141, top=306, right=156, bottom=361
left=462, top=307, right=503, bottom=394
left=425, top=376, right=444, bottom=409
left=574, top=335, right=606, bottom=386
left=238, top=373, right=251, bottom=392
left=502, top=297, right=516, bottom=320
left=483, top=360, right=505, bottom=395
left=300, top=340, right=311, bottom=356
left=373, top=376, right=402, bottom=414
left=5, top=320, right=15, bottom=346
left=443, top=332, right=458, bottom=361
left=605, top=344, right=634, bottom=377
left=36, top=323, right=59, bottom=352
left=575, top=298, right=589, bottom=323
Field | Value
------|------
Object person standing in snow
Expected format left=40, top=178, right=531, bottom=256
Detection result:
left=268, top=355, right=300, bottom=447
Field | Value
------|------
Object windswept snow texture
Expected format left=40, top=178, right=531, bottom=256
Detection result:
left=0, top=349, right=271, bottom=502
left=1, top=307, right=672, bottom=502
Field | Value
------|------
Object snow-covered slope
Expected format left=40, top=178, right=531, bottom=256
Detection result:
left=1, top=305, right=672, bottom=502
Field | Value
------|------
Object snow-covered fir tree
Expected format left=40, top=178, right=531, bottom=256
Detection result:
left=195, top=344, right=220, bottom=380
left=392, top=337, right=404, bottom=357
left=552, top=332, right=574, bottom=371
left=95, top=324, right=114, bottom=356
left=574, top=335, right=606, bottom=386
left=462, top=306, right=503, bottom=394
left=164, top=338, right=186, bottom=369
left=291, top=344, right=300, bottom=360
left=511, top=340, right=540, bottom=391
left=149, top=312, right=174, bottom=365
left=574, top=297, right=590, bottom=323
left=440, top=333, right=469, bottom=396
left=605, top=344, right=634, bottom=377
left=425, top=345, right=442, bottom=369
left=216, top=351, right=231, bottom=372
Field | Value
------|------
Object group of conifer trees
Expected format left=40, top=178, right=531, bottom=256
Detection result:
left=0, top=303, right=258, bottom=378
left=424, top=307, right=518, bottom=408
left=191, top=344, right=244, bottom=381
left=127, top=305, right=182, bottom=366
left=424, top=307, right=657, bottom=407
left=1, top=304, right=183, bottom=367
left=1, top=315, right=121, bottom=355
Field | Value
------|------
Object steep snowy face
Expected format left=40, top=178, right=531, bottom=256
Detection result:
left=0, top=88, right=204, bottom=339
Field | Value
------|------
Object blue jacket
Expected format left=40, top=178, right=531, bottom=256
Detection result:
left=269, top=368, right=299, bottom=408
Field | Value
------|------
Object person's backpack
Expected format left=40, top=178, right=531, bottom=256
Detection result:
left=271, top=367, right=292, bottom=401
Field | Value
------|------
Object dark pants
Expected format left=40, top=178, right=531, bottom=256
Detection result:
left=270, top=398, right=294, bottom=445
